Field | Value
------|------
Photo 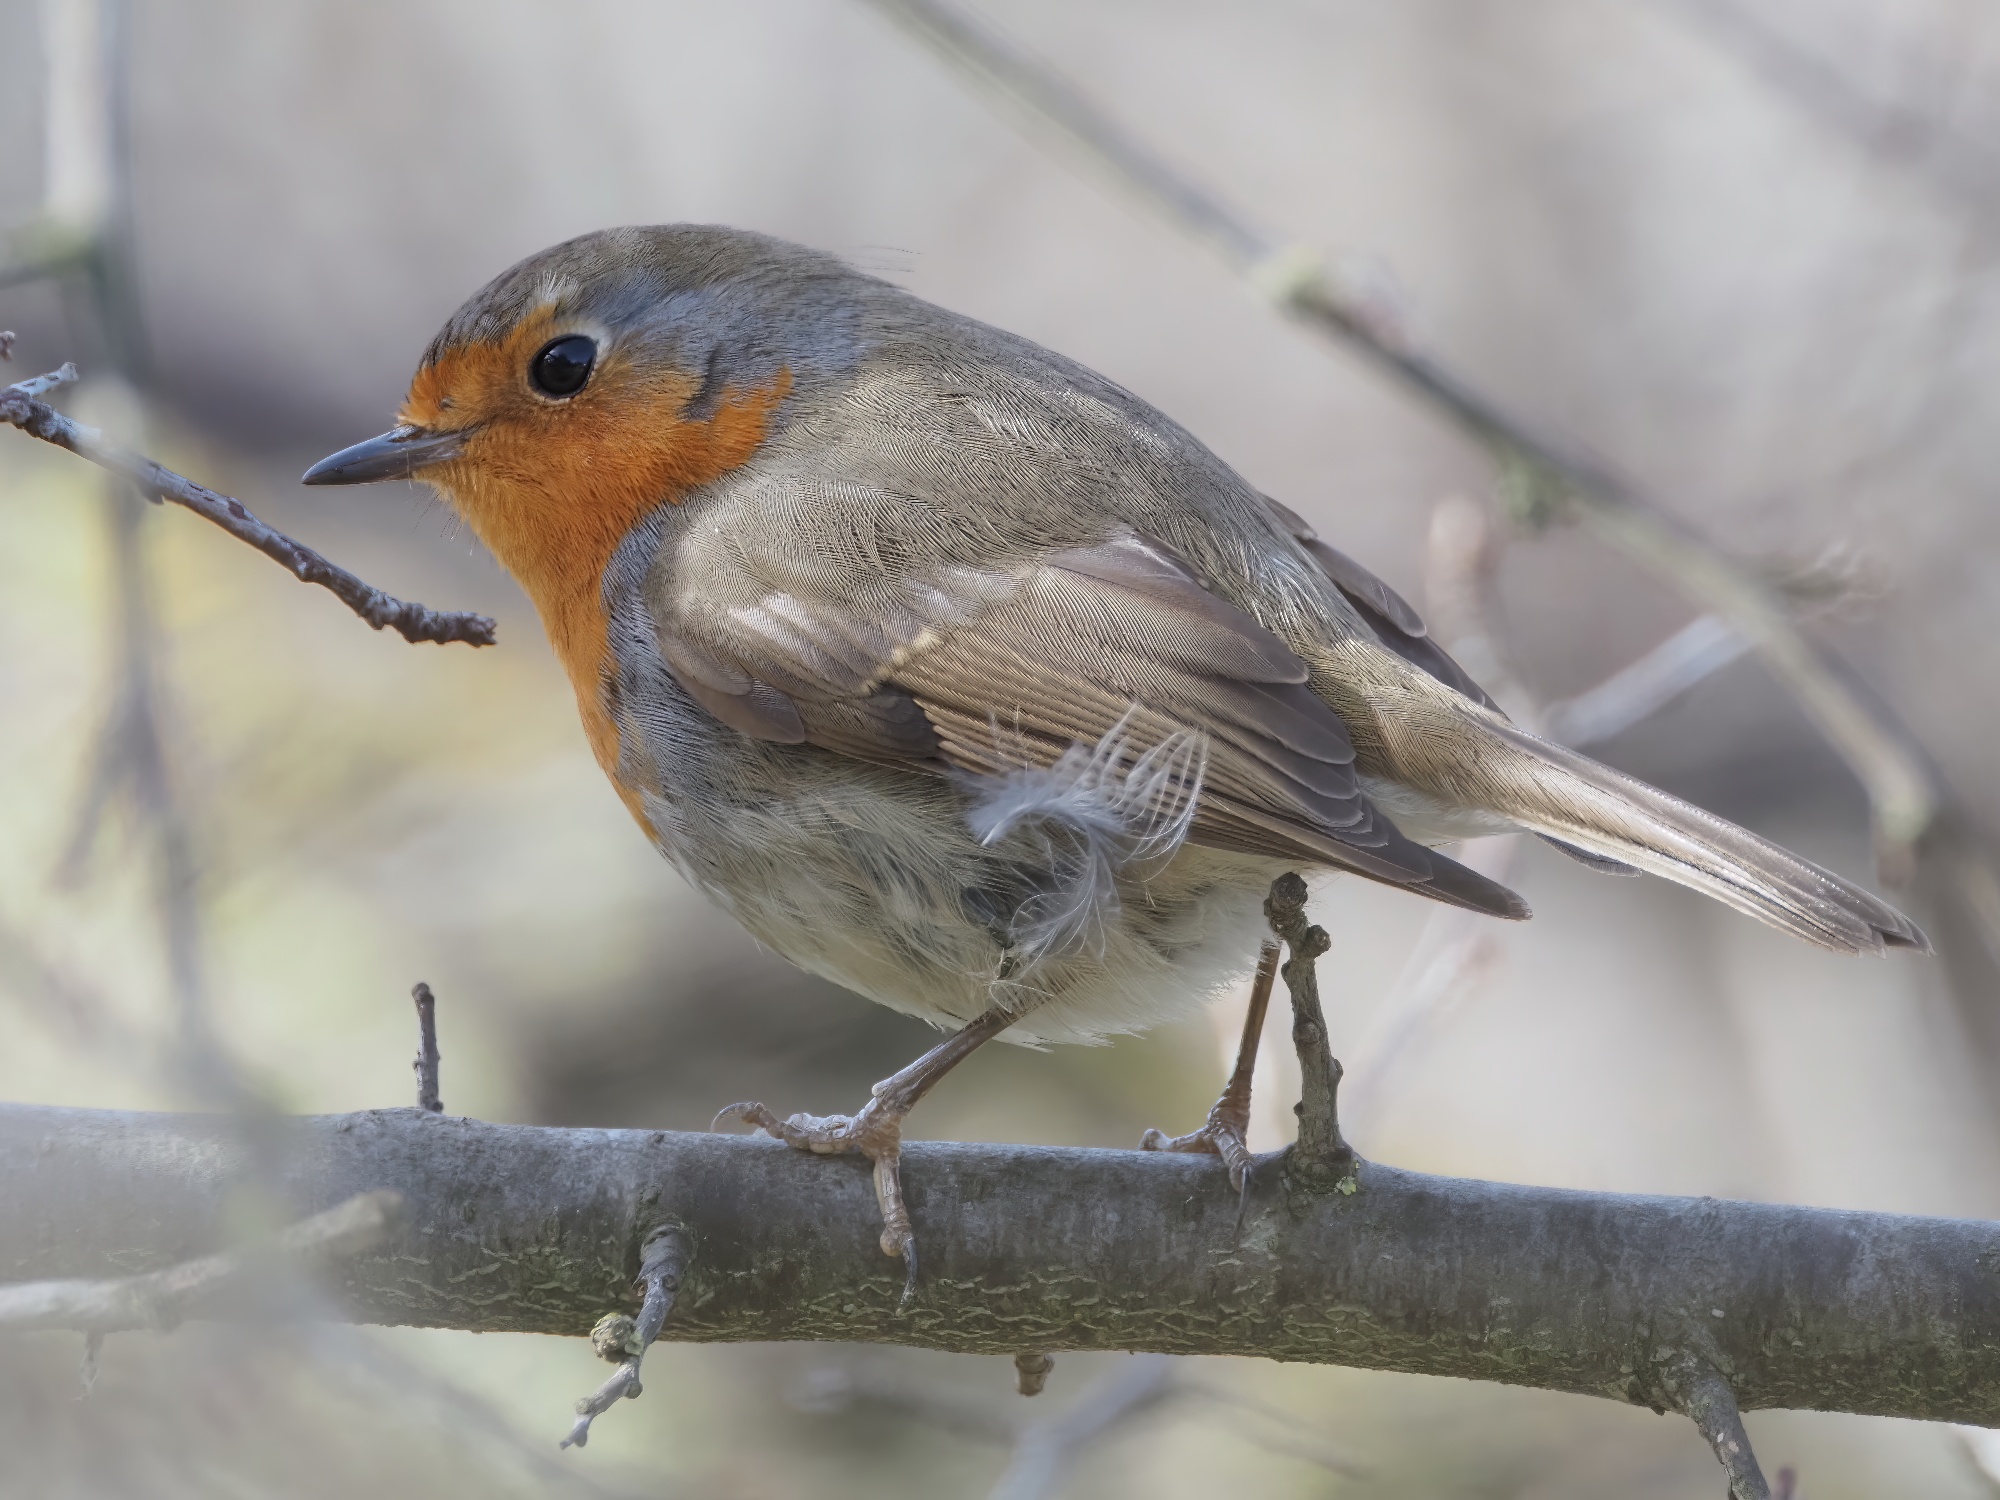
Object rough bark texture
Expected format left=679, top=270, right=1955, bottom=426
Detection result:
left=4, top=1103, right=1999, bottom=1425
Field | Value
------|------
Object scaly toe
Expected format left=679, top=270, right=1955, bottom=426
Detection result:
left=713, top=1103, right=875, bottom=1154
left=714, top=1094, right=924, bottom=1299
left=1136, top=1115, right=1252, bottom=1192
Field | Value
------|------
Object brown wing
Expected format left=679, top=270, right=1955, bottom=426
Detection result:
left=655, top=531, right=1526, bottom=918
left=1261, top=496, right=1501, bottom=712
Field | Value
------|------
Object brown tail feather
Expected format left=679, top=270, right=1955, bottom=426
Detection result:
left=1475, top=721, right=1927, bottom=955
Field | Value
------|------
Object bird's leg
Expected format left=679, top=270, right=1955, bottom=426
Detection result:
left=1137, top=938, right=1281, bottom=1191
left=713, top=1003, right=1018, bottom=1301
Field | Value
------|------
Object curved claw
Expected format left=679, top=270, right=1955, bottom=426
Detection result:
left=1235, top=1156, right=1256, bottom=1231
left=897, top=1237, right=919, bottom=1309
left=710, top=1101, right=774, bottom=1133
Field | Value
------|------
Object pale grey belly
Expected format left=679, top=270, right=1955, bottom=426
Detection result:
left=632, top=727, right=1284, bottom=1046
left=603, top=543, right=1321, bottom=1045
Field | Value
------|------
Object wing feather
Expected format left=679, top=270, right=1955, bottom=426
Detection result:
left=651, top=528, right=1527, bottom=919
left=1261, top=495, right=1501, bottom=711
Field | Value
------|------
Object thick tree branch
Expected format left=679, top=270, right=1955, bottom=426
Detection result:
left=0, top=366, right=496, bottom=647
left=5, top=1103, right=2000, bottom=1432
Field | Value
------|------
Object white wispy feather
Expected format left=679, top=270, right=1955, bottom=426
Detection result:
left=961, top=718, right=1208, bottom=964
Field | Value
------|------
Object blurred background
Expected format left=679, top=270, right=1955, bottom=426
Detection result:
left=3, top=0, right=2000, bottom=1495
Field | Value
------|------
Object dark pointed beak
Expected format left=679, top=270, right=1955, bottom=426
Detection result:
left=301, top=425, right=469, bottom=486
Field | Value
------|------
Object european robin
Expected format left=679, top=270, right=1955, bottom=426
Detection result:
left=305, top=226, right=1925, bottom=1286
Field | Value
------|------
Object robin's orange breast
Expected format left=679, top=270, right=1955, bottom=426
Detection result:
left=401, top=306, right=792, bottom=824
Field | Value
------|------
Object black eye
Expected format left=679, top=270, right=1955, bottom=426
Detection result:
left=530, top=334, right=596, bottom=397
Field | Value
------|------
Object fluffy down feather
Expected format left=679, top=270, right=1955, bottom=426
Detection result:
left=960, top=720, right=1207, bottom=966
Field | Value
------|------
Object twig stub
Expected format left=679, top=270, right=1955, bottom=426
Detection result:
left=1013, top=1350, right=1055, bottom=1397
left=411, top=982, right=443, bottom=1114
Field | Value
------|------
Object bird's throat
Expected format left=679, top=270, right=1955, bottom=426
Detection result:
left=415, top=367, right=793, bottom=826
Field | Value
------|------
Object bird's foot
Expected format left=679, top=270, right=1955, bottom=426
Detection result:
left=1138, top=1091, right=1255, bottom=1192
left=713, top=1092, right=920, bottom=1301
left=712, top=1005, right=1019, bottom=1308
left=1138, top=937, right=1281, bottom=1197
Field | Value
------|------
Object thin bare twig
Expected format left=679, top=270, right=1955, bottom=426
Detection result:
left=308, top=1323, right=651, bottom=1500
left=855, top=0, right=1942, bottom=869
left=0, top=368, right=496, bottom=647
left=561, top=1223, right=691, bottom=1450
left=0, top=1190, right=404, bottom=1333
left=1263, top=874, right=1352, bottom=1195
left=986, top=1356, right=1178, bottom=1500
left=1340, top=835, right=1521, bottom=1134
left=1670, top=1352, right=1773, bottom=1500
left=789, top=1363, right=1017, bottom=1442
left=794, top=1354, right=1365, bottom=1500
left=411, top=982, right=443, bottom=1113
left=1542, top=614, right=1749, bottom=748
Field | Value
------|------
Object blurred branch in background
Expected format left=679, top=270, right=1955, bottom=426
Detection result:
left=854, top=0, right=2000, bottom=1047
left=1352, top=494, right=1912, bottom=1134
left=1, top=0, right=493, bottom=1116
left=792, top=1353, right=1364, bottom=1500
left=1540, top=613, right=1749, bottom=749
left=1652, top=0, right=2000, bottom=231
left=0, top=1190, right=403, bottom=1334
left=1, top=7, right=543, bottom=1485
left=12, top=0, right=244, bottom=1114
left=0, top=907, right=155, bottom=1080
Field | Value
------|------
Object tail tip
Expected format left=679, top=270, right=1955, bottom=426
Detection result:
left=1879, top=917, right=1932, bottom=956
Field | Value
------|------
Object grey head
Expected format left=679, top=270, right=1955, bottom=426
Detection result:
left=301, top=224, right=891, bottom=487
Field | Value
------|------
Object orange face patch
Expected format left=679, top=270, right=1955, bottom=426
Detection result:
left=402, top=305, right=791, bottom=821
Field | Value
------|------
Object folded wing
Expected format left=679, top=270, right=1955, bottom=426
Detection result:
left=652, top=529, right=1528, bottom=920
